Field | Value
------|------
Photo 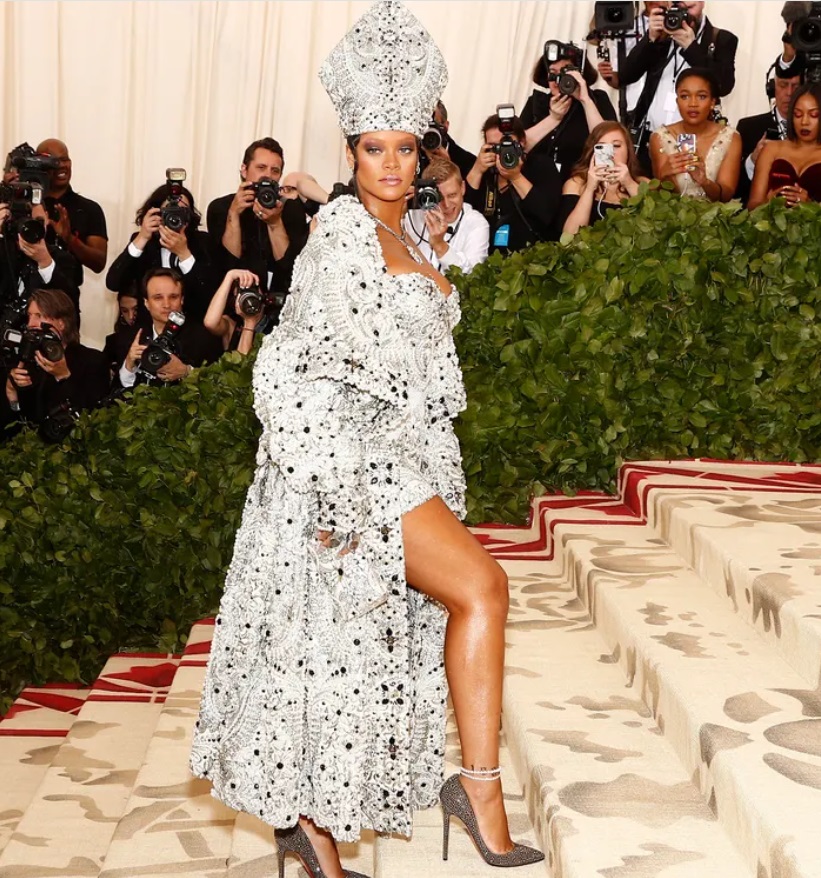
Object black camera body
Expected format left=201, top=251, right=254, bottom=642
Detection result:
left=664, top=2, right=692, bottom=32
left=421, top=122, right=450, bottom=152
left=593, top=1, right=637, bottom=35
left=230, top=280, right=286, bottom=324
left=548, top=66, right=583, bottom=96
left=793, top=2, right=821, bottom=78
left=410, top=179, right=442, bottom=211
left=252, top=178, right=280, bottom=210
left=1, top=323, right=65, bottom=368
left=491, top=138, right=525, bottom=170
left=139, top=311, right=185, bottom=377
left=0, top=182, right=47, bottom=244
left=40, top=401, right=78, bottom=444
left=161, top=168, right=191, bottom=232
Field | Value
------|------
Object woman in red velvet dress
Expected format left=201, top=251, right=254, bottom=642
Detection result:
left=749, top=83, right=821, bottom=209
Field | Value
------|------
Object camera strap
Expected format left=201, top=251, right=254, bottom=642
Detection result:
left=508, top=186, right=537, bottom=242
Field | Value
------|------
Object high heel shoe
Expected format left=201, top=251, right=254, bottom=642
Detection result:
left=440, top=769, right=545, bottom=868
left=274, top=823, right=370, bottom=878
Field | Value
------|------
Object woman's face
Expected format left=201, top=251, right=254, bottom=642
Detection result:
left=597, top=129, right=629, bottom=165
left=792, top=93, right=820, bottom=143
left=348, top=130, right=418, bottom=204
left=676, top=76, right=715, bottom=126
left=119, top=295, right=138, bottom=326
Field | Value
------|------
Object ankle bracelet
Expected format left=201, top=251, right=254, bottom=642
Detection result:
left=460, top=766, right=502, bottom=782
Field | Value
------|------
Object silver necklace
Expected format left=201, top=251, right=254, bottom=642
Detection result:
left=372, top=214, right=424, bottom=264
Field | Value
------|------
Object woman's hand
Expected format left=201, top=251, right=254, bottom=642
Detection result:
left=135, top=207, right=161, bottom=249
left=584, top=157, right=609, bottom=193
left=777, top=184, right=810, bottom=206
left=686, top=153, right=708, bottom=187
left=224, top=268, right=259, bottom=290
left=549, top=94, right=572, bottom=121
left=607, top=162, right=639, bottom=195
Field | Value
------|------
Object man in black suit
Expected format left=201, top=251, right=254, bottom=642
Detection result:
left=736, top=67, right=802, bottom=204
left=207, top=138, right=308, bottom=299
left=420, top=101, right=477, bottom=182
left=620, top=2, right=738, bottom=171
left=117, top=268, right=222, bottom=389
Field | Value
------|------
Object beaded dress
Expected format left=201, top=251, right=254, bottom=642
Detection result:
left=189, top=194, right=467, bottom=841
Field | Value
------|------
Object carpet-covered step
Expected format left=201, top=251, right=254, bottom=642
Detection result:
left=373, top=711, right=546, bottom=877
left=499, top=559, right=751, bottom=878
left=0, top=652, right=179, bottom=876
left=97, top=620, right=240, bottom=877
left=650, top=488, right=821, bottom=686
left=0, top=684, right=92, bottom=856
left=556, top=521, right=821, bottom=878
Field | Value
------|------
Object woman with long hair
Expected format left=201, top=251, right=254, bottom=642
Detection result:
left=560, top=121, right=648, bottom=235
left=748, top=82, right=821, bottom=209
left=189, top=3, right=544, bottom=877
left=650, top=67, right=741, bottom=201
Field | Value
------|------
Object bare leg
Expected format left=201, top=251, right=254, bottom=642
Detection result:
left=297, top=816, right=345, bottom=878
left=403, top=496, right=514, bottom=854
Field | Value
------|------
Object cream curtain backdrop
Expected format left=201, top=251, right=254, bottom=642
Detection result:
left=0, top=1, right=790, bottom=349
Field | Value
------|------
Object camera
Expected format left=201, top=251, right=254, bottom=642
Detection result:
left=491, top=104, right=525, bottom=170
left=593, top=2, right=636, bottom=35
left=664, top=2, right=692, bottom=32
left=252, top=178, right=280, bottom=210
left=411, top=179, right=442, bottom=211
left=40, top=401, right=78, bottom=444
left=139, top=310, right=185, bottom=377
left=0, top=182, right=47, bottom=244
left=793, top=3, right=821, bottom=79
left=548, top=66, right=583, bottom=96
left=1, top=323, right=65, bottom=368
left=544, top=40, right=584, bottom=69
left=421, top=121, right=449, bottom=152
left=160, top=168, right=191, bottom=232
left=328, top=181, right=356, bottom=202
left=230, top=279, right=287, bottom=323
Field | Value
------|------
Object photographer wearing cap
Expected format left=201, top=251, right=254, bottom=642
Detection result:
left=3, top=288, right=108, bottom=433
left=117, top=268, right=222, bottom=389
left=620, top=2, right=738, bottom=171
left=207, top=138, right=309, bottom=298
left=465, top=109, right=562, bottom=253
left=36, top=138, right=108, bottom=287
left=0, top=193, right=81, bottom=316
left=403, top=158, right=489, bottom=273
left=520, top=40, right=616, bottom=180
left=106, top=175, right=217, bottom=323
left=736, top=66, right=801, bottom=204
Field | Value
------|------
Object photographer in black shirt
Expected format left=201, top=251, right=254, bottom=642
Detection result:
left=207, top=138, right=308, bottom=298
left=520, top=40, right=616, bottom=180
left=106, top=173, right=218, bottom=323
left=3, top=288, right=108, bottom=431
left=465, top=108, right=562, bottom=253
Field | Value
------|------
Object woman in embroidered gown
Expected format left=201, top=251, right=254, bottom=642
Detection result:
left=748, top=82, right=821, bottom=209
left=189, top=3, right=544, bottom=877
left=650, top=67, right=741, bottom=201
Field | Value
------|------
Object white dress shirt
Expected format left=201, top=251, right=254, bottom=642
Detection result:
left=119, top=324, right=158, bottom=388
left=403, top=203, right=489, bottom=273
left=127, top=240, right=196, bottom=274
left=744, top=110, right=786, bottom=182
left=646, top=17, right=707, bottom=132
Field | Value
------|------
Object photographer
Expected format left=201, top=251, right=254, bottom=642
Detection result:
left=0, top=198, right=81, bottom=316
left=203, top=269, right=267, bottom=354
left=106, top=177, right=217, bottom=322
left=465, top=111, right=562, bottom=253
left=207, top=138, right=308, bottom=297
left=736, top=67, right=801, bottom=204
left=520, top=41, right=616, bottom=180
left=103, top=285, right=146, bottom=376
left=117, top=268, right=222, bottom=389
left=621, top=2, right=738, bottom=171
left=775, top=2, right=814, bottom=80
left=36, top=138, right=108, bottom=286
left=420, top=101, right=477, bottom=181
left=404, top=158, right=489, bottom=273
left=3, top=288, right=109, bottom=431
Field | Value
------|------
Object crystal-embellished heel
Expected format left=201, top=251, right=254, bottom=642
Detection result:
left=439, top=770, right=545, bottom=868
left=275, top=822, right=370, bottom=878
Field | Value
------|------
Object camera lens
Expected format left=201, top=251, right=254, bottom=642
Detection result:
left=18, top=218, right=45, bottom=244
left=40, top=338, right=64, bottom=363
left=144, top=347, right=167, bottom=370
left=255, top=181, right=280, bottom=209
left=796, top=19, right=821, bottom=51
left=421, top=129, right=443, bottom=151
left=239, top=291, right=263, bottom=316
left=607, top=8, right=624, bottom=23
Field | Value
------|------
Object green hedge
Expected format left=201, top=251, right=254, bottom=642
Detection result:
left=1, top=186, right=820, bottom=710
left=454, top=184, right=821, bottom=522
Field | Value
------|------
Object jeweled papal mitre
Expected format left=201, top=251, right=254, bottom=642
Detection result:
left=319, top=0, right=448, bottom=138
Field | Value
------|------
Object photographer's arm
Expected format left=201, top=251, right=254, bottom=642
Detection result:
left=523, top=113, right=562, bottom=153
left=561, top=174, right=598, bottom=236
left=281, top=171, right=330, bottom=205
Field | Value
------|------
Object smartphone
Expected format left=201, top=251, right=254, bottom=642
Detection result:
left=765, top=127, right=783, bottom=141
left=593, top=143, right=615, bottom=167
left=677, top=133, right=697, bottom=154
left=769, top=170, right=794, bottom=189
